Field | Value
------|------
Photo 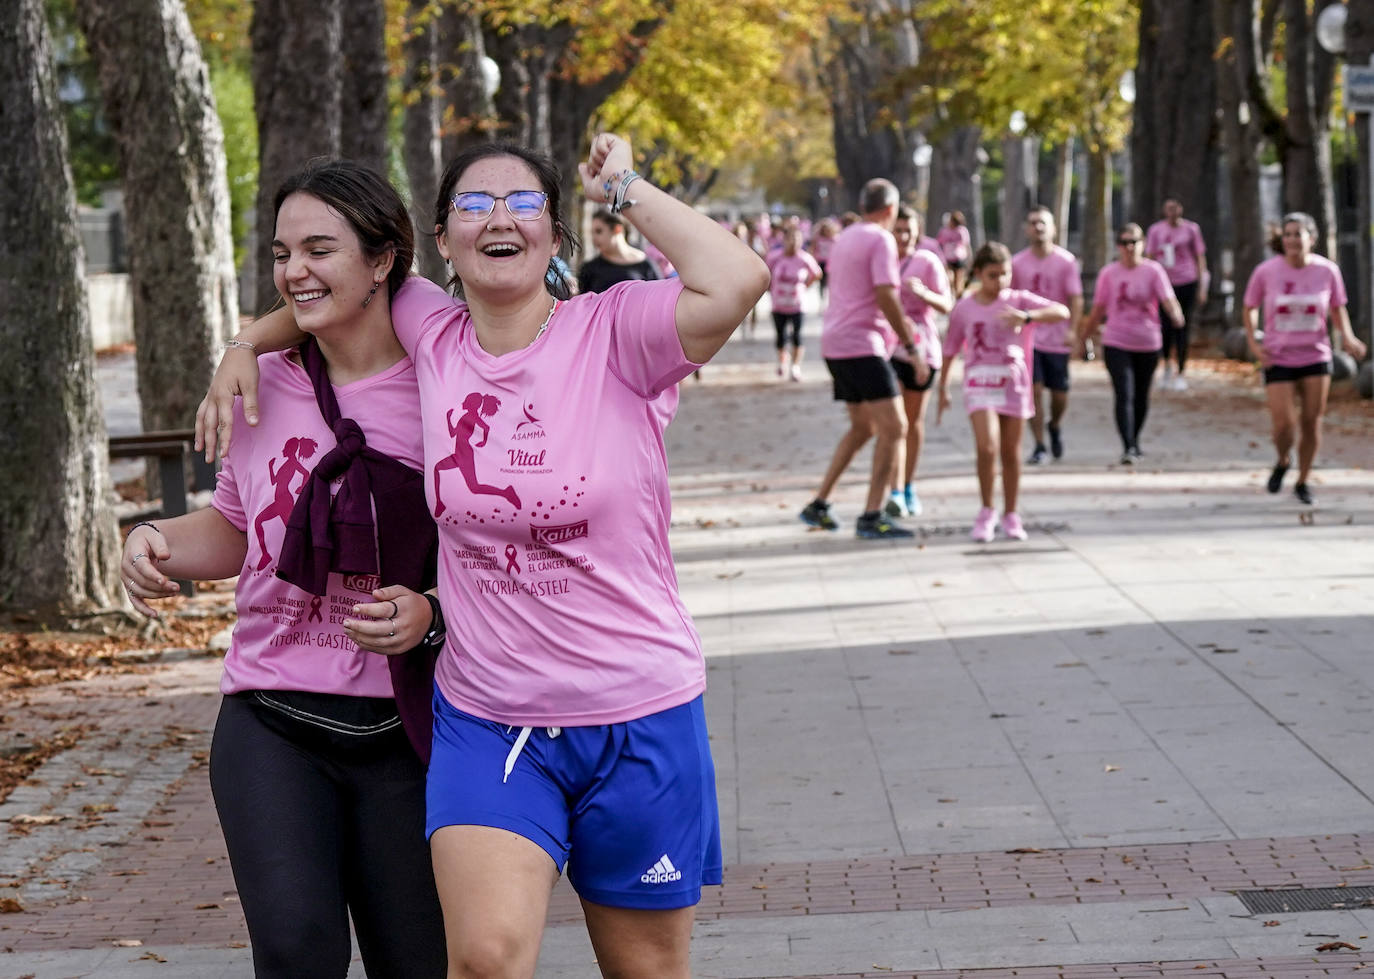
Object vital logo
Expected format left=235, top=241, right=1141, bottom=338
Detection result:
left=641, top=854, right=682, bottom=884
left=530, top=521, right=589, bottom=547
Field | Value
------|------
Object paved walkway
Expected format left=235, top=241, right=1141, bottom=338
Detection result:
left=3, top=310, right=1372, bottom=977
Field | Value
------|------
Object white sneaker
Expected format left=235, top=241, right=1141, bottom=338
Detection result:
left=1172, top=375, right=1188, bottom=391
left=789, top=364, right=802, bottom=382
left=1160, top=365, right=1174, bottom=388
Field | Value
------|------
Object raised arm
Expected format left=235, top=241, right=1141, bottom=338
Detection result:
left=195, top=305, right=306, bottom=461
left=578, top=134, right=769, bottom=363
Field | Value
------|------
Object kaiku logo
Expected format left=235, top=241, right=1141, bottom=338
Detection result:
left=531, top=521, right=589, bottom=546
left=342, top=574, right=381, bottom=594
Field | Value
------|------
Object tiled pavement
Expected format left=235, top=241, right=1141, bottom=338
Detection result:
left=4, top=313, right=1372, bottom=977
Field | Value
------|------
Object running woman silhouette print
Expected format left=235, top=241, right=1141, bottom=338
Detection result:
left=433, top=392, right=521, bottom=517
left=253, top=436, right=318, bottom=570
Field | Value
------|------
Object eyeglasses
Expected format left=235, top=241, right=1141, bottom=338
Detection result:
left=1117, top=238, right=1140, bottom=246
left=450, top=191, right=549, bottom=223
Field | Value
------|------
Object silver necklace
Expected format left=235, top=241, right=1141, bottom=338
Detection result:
left=532, top=300, right=558, bottom=344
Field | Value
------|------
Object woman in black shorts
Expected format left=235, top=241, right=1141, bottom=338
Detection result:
left=1242, top=212, right=1367, bottom=505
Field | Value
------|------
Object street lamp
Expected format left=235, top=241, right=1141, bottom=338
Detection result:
left=1316, top=1, right=1374, bottom=397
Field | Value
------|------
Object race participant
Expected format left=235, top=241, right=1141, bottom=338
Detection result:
left=1011, top=205, right=1083, bottom=463
left=937, top=210, right=972, bottom=297
left=1242, top=211, right=1367, bottom=505
left=1145, top=197, right=1208, bottom=390
left=937, top=242, right=1067, bottom=542
left=766, top=226, right=822, bottom=380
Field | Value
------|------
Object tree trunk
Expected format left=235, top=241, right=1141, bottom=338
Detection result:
left=1345, top=0, right=1374, bottom=357
left=72, top=0, right=237, bottom=496
left=339, top=0, right=389, bottom=177
left=927, top=126, right=982, bottom=246
left=250, top=0, right=342, bottom=312
left=1214, top=0, right=1267, bottom=323
left=438, top=2, right=496, bottom=160
left=1281, top=0, right=1337, bottom=257
left=0, top=0, right=124, bottom=620
left=1082, top=147, right=1113, bottom=279
left=1050, top=137, right=1075, bottom=241
left=1130, top=0, right=1219, bottom=238
left=402, top=0, right=447, bottom=283
left=999, top=135, right=1039, bottom=248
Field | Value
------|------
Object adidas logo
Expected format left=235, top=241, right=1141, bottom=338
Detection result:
left=640, top=854, right=682, bottom=884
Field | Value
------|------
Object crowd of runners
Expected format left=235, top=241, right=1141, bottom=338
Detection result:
left=752, top=189, right=1369, bottom=541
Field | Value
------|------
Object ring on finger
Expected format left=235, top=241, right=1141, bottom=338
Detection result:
left=388, top=627, right=395, bottom=638
left=386, top=600, right=399, bottom=620
left=131, top=553, right=146, bottom=564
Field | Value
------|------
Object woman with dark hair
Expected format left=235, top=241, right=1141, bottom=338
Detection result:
left=197, top=133, right=769, bottom=978
left=577, top=207, right=660, bottom=295
left=937, top=210, right=972, bottom=296
left=937, top=242, right=1067, bottom=542
left=1243, top=211, right=1367, bottom=504
left=124, top=160, right=447, bottom=977
left=1080, top=223, right=1184, bottom=465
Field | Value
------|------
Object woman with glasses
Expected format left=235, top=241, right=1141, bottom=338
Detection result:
left=197, top=134, right=769, bottom=979
left=1080, top=223, right=1184, bottom=465
left=1242, top=212, right=1367, bottom=505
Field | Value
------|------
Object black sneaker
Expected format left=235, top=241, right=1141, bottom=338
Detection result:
left=1266, top=462, right=1289, bottom=494
left=1028, top=445, right=1048, bottom=465
left=800, top=499, right=839, bottom=530
left=1294, top=482, right=1314, bottom=505
left=1048, top=424, right=1063, bottom=459
left=856, top=510, right=915, bottom=539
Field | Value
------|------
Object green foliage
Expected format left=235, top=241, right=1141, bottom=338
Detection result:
left=46, top=0, right=118, bottom=206
left=209, top=63, right=258, bottom=268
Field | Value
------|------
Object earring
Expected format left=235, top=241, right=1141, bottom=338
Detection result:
left=361, top=281, right=379, bottom=308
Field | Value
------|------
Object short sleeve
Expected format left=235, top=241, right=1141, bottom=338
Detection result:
left=1193, top=223, right=1206, bottom=255
left=603, top=278, right=697, bottom=398
left=1242, top=264, right=1267, bottom=309
left=1153, top=263, right=1174, bottom=301
left=871, top=233, right=900, bottom=289
left=1092, top=265, right=1115, bottom=310
left=210, top=404, right=249, bottom=533
left=1062, top=258, right=1083, bottom=296
left=923, top=256, right=951, bottom=298
left=803, top=252, right=822, bottom=278
left=1329, top=263, right=1348, bottom=308
left=390, top=276, right=461, bottom=356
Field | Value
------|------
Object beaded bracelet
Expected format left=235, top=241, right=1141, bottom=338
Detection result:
left=130, top=521, right=161, bottom=536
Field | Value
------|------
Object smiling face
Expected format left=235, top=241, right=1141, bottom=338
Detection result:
left=1281, top=220, right=1313, bottom=260
left=272, top=192, right=388, bottom=335
left=435, top=154, right=559, bottom=303
left=893, top=218, right=914, bottom=256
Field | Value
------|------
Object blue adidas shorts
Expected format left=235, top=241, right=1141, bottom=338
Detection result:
left=426, top=691, right=723, bottom=910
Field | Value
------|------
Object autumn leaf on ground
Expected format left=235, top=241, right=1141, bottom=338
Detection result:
left=137, top=952, right=167, bottom=962
left=1316, top=941, right=1361, bottom=951
left=1263, top=920, right=1280, bottom=927
left=0, top=898, right=23, bottom=913
left=112, top=939, right=143, bottom=947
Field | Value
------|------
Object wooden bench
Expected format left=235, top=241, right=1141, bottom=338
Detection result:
left=109, top=429, right=217, bottom=596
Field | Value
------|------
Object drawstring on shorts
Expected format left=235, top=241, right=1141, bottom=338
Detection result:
left=503, top=725, right=562, bottom=783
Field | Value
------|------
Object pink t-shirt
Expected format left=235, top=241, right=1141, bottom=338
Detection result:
left=916, top=235, right=942, bottom=259
left=1094, top=260, right=1174, bottom=352
left=1242, top=254, right=1348, bottom=368
left=944, top=289, right=1054, bottom=418
left=767, top=250, right=822, bottom=314
left=212, top=352, right=426, bottom=698
left=893, top=250, right=950, bottom=370
left=1010, top=246, right=1082, bottom=354
left=811, top=236, right=834, bottom=264
left=1145, top=219, right=1206, bottom=285
left=937, top=225, right=971, bottom=264
left=390, top=276, right=705, bottom=727
left=820, top=222, right=901, bottom=359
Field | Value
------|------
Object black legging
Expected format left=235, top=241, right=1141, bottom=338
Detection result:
left=209, top=694, right=446, bottom=978
left=1160, top=280, right=1198, bottom=372
left=1103, top=345, right=1160, bottom=452
left=773, top=311, right=803, bottom=349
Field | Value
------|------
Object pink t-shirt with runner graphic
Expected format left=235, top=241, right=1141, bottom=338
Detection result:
left=1145, top=219, right=1206, bottom=286
left=767, top=250, right=822, bottom=314
left=820, top=222, right=902, bottom=359
left=1094, top=260, right=1175, bottom=353
left=1010, top=246, right=1082, bottom=354
left=212, top=352, right=425, bottom=698
left=391, top=276, right=705, bottom=727
left=893, top=250, right=950, bottom=371
left=944, top=289, right=1054, bottom=418
left=1242, top=254, right=1347, bottom=368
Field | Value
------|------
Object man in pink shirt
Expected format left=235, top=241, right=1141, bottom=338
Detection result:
left=1011, top=206, right=1083, bottom=463
left=800, top=179, right=929, bottom=539
left=1145, top=197, right=1208, bottom=390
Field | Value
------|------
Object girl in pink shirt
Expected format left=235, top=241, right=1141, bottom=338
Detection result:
left=1080, top=224, right=1183, bottom=465
left=937, top=210, right=972, bottom=296
left=1242, top=211, right=1368, bottom=504
left=766, top=227, right=822, bottom=379
left=937, top=242, right=1068, bottom=542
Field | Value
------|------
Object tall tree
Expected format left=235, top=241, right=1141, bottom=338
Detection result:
left=340, top=0, right=391, bottom=176
left=72, top=0, right=238, bottom=450
left=1213, top=0, right=1268, bottom=307
left=1274, top=0, right=1338, bottom=256
left=250, top=0, right=343, bottom=310
left=1130, top=0, right=1220, bottom=238
left=0, top=0, right=124, bottom=620
left=402, top=0, right=448, bottom=283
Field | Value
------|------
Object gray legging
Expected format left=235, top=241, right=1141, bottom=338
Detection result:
left=1103, top=344, right=1160, bottom=452
left=209, top=694, right=446, bottom=978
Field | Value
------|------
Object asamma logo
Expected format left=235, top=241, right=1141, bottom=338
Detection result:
left=640, top=854, right=682, bottom=884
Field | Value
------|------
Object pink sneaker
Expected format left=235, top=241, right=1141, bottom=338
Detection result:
left=1000, top=511, right=1028, bottom=541
left=970, top=506, right=997, bottom=543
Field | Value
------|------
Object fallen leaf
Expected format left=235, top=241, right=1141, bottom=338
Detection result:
left=1084, top=877, right=1102, bottom=883
left=110, top=870, right=144, bottom=877
left=0, top=898, right=23, bottom=913
left=1104, top=764, right=1121, bottom=773
left=1263, top=920, right=1281, bottom=927
left=937, top=798, right=958, bottom=803
left=1316, top=941, right=1361, bottom=951
left=81, top=804, right=116, bottom=814
left=136, top=952, right=167, bottom=963
left=112, top=939, right=143, bottom=947
left=194, top=903, right=219, bottom=910
left=8, top=814, right=65, bottom=825
left=1006, top=847, right=1042, bottom=854
left=751, top=884, right=767, bottom=890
